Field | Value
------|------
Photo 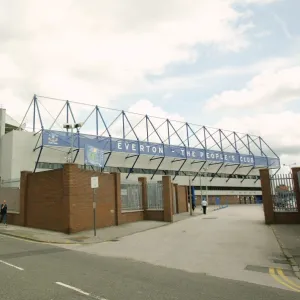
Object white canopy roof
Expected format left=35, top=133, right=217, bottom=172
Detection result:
left=5, top=113, right=20, bottom=128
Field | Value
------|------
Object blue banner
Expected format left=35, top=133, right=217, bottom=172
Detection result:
left=42, top=130, right=280, bottom=168
left=84, top=144, right=104, bottom=167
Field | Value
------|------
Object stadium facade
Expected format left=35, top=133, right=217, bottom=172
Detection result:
left=0, top=95, right=280, bottom=204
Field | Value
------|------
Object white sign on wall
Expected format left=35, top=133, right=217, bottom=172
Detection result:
left=91, top=176, right=99, bottom=189
left=121, top=189, right=127, bottom=196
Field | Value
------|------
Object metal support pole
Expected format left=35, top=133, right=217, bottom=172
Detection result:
left=33, top=95, right=36, bottom=133
left=189, top=175, right=192, bottom=216
left=93, top=188, right=96, bottom=237
left=70, top=126, right=74, bottom=162
left=206, top=175, right=208, bottom=202
left=199, top=174, right=202, bottom=204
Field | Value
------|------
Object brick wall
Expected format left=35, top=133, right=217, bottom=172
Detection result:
left=8, top=165, right=118, bottom=233
left=7, top=212, right=23, bottom=226
left=177, top=185, right=188, bottom=213
left=8, top=167, right=175, bottom=233
left=209, top=195, right=240, bottom=205
left=65, top=164, right=117, bottom=233
left=26, top=168, right=69, bottom=232
left=145, top=210, right=164, bottom=221
left=195, top=194, right=254, bottom=205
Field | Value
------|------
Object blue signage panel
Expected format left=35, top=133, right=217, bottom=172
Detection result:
left=84, top=144, right=104, bottom=167
left=42, top=130, right=279, bottom=168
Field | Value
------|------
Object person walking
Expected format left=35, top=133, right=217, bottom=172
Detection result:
left=201, top=197, right=208, bottom=215
left=0, top=200, right=8, bottom=226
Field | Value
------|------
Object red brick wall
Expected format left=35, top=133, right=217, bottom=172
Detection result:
left=26, top=169, right=68, bottom=232
left=195, top=194, right=253, bottom=205
left=9, top=169, right=174, bottom=232
left=7, top=212, right=22, bottom=226
left=177, top=185, right=188, bottom=213
left=274, top=212, right=300, bottom=224
left=209, top=195, right=240, bottom=205
left=66, top=165, right=117, bottom=233
left=11, top=165, right=118, bottom=233
left=118, top=211, right=144, bottom=224
left=145, top=210, right=164, bottom=221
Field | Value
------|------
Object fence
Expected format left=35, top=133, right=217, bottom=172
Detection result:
left=0, top=178, right=20, bottom=212
left=121, top=181, right=143, bottom=211
left=270, top=173, right=297, bottom=212
left=147, top=182, right=163, bottom=210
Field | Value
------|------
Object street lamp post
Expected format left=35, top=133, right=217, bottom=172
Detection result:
left=189, top=174, right=192, bottom=216
left=63, top=122, right=83, bottom=163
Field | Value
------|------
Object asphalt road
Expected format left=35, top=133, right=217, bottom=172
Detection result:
left=0, top=234, right=299, bottom=300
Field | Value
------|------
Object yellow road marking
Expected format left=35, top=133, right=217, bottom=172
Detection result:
left=277, top=268, right=300, bottom=290
left=269, top=268, right=300, bottom=292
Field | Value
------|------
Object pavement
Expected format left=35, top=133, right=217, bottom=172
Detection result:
left=1, top=229, right=300, bottom=300
left=271, top=224, right=300, bottom=279
left=0, top=220, right=169, bottom=244
left=0, top=205, right=220, bottom=244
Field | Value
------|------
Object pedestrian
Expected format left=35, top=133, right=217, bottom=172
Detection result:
left=201, top=198, right=207, bottom=215
left=0, top=200, right=8, bottom=226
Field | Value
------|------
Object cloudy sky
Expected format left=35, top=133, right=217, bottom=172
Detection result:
left=0, top=0, right=299, bottom=168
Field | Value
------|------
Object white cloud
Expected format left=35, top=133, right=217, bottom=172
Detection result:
left=213, top=111, right=300, bottom=165
left=204, top=63, right=300, bottom=111
left=0, top=0, right=259, bottom=119
left=141, top=56, right=297, bottom=93
left=203, top=57, right=300, bottom=164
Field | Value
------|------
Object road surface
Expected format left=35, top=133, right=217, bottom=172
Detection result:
left=0, top=208, right=300, bottom=300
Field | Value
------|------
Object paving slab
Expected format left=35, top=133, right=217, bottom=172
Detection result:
left=272, top=224, right=300, bottom=278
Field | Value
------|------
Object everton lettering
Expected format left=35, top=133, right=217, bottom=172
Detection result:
left=117, top=141, right=164, bottom=155
left=42, top=130, right=280, bottom=168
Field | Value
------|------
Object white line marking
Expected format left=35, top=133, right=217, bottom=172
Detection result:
left=0, top=259, right=24, bottom=271
left=56, top=282, right=90, bottom=296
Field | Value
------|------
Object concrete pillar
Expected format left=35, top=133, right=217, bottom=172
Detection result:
left=162, top=175, right=173, bottom=222
left=0, top=108, right=6, bottom=137
left=259, top=168, right=274, bottom=224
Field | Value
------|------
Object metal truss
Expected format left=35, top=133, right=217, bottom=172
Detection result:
left=20, top=95, right=280, bottom=177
